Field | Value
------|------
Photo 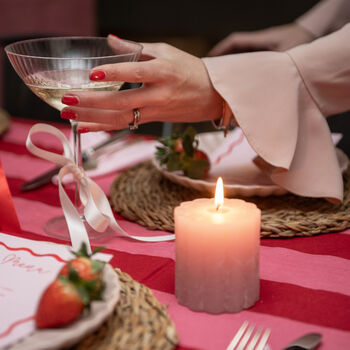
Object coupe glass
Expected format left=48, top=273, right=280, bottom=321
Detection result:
left=5, top=36, right=142, bottom=239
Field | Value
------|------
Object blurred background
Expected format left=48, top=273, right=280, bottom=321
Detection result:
left=0, top=0, right=348, bottom=155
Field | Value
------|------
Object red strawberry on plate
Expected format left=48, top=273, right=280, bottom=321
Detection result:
left=35, top=277, right=85, bottom=329
left=35, top=243, right=105, bottom=329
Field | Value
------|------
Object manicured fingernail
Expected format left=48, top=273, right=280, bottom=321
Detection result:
left=77, top=128, right=90, bottom=134
left=109, top=34, right=120, bottom=39
left=61, top=94, right=79, bottom=106
left=90, top=70, right=106, bottom=81
left=61, top=109, right=77, bottom=120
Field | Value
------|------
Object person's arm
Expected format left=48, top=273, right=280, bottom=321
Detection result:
left=203, top=23, right=350, bottom=202
left=296, top=0, right=350, bottom=38
left=208, top=0, right=350, bottom=56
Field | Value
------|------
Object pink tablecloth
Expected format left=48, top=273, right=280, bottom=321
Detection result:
left=1, top=118, right=350, bottom=350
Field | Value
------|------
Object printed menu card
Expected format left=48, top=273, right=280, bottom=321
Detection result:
left=0, top=233, right=112, bottom=349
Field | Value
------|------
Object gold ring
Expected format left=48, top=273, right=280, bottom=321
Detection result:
left=129, top=108, right=140, bottom=130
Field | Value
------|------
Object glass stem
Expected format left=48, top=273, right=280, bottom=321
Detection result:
left=72, top=122, right=83, bottom=217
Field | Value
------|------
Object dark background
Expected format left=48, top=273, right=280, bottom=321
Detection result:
left=98, top=0, right=320, bottom=56
left=1, top=0, right=349, bottom=156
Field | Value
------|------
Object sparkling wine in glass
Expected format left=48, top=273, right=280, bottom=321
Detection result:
left=5, top=37, right=142, bottom=239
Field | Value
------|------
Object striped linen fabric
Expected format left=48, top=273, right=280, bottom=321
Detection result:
left=1, top=118, right=350, bottom=350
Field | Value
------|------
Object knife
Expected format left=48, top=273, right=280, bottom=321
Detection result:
left=20, top=129, right=129, bottom=192
left=283, top=333, right=322, bottom=350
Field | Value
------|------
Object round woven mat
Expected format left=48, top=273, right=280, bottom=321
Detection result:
left=110, top=161, right=350, bottom=238
left=71, top=269, right=178, bottom=350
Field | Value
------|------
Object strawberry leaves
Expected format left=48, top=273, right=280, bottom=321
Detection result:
left=155, top=126, right=210, bottom=179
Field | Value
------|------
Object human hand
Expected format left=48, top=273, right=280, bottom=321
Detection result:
left=207, top=23, right=314, bottom=56
left=60, top=35, right=223, bottom=132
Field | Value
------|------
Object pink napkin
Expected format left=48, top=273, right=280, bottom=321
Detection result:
left=80, top=132, right=157, bottom=178
left=55, top=131, right=158, bottom=184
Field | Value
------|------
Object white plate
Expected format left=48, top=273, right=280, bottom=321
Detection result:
left=9, top=264, right=120, bottom=350
left=153, top=130, right=349, bottom=197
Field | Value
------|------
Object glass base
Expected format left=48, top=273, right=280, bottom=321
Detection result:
left=44, top=215, right=115, bottom=241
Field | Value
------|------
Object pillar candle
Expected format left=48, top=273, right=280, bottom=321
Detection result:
left=174, top=179, right=260, bottom=313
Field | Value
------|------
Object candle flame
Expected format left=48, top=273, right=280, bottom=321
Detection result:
left=214, top=177, right=224, bottom=211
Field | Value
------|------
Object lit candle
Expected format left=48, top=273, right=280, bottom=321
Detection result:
left=174, top=177, right=260, bottom=313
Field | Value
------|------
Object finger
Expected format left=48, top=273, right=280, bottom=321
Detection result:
left=62, top=104, right=194, bottom=131
left=61, top=106, right=135, bottom=130
left=90, top=58, right=169, bottom=84
left=77, top=121, right=118, bottom=133
left=62, top=85, right=168, bottom=111
left=208, top=33, right=268, bottom=56
left=107, top=35, right=160, bottom=61
left=208, top=37, right=236, bottom=56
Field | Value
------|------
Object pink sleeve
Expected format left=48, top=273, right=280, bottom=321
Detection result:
left=202, top=24, right=350, bottom=202
left=296, top=0, right=350, bottom=37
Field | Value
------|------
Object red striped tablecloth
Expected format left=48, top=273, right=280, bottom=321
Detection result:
left=1, top=118, right=349, bottom=350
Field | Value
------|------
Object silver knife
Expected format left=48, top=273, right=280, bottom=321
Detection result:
left=283, top=333, right=322, bottom=350
left=20, top=129, right=129, bottom=192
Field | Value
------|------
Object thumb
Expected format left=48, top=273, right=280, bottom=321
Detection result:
left=107, top=34, right=142, bottom=58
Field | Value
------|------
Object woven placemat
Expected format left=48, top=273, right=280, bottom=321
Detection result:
left=71, top=268, right=178, bottom=350
left=110, top=161, right=350, bottom=238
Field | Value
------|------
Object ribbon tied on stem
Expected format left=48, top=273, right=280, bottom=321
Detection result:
left=26, top=123, right=174, bottom=252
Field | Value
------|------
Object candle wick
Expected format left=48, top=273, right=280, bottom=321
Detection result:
left=216, top=203, right=222, bottom=212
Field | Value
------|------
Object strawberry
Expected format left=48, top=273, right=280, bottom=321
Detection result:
left=194, top=149, right=209, bottom=162
left=59, top=243, right=105, bottom=281
left=193, top=150, right=210, bottom=176
left=35, top=243, right=105, bottom=329
left=59, top=257, right=104, bottom=281
left=174, top=138, right=184, bottom=153
left=35, top=277, right=85, bottom=328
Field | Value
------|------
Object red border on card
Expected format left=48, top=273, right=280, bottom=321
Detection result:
left=0, top=241, right=67, bottom=263
left=0, top=240, right=67, bottom=340
left=0, top=316, right=35, bottom=339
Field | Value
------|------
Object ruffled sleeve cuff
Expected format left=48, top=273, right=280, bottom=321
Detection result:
left=202, top=52, right=343, bottom=202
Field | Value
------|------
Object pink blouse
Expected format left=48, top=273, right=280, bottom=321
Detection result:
left=202, top=23, right=350, bottom=202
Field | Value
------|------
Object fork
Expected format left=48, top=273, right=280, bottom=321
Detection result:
left=226, top=321, right=271, bottom=350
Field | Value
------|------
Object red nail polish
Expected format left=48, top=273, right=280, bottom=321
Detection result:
left=61, top=94, right=79, bottom=106
left=109, top=34, right=120, bottom=39
left=61, top=109, right=77, bottom=120
left=77, top=128, right=90, bottom=134
left=90, top=70, right=106, bottom=81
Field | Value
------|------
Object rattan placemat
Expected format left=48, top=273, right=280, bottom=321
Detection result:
left=110, top=161, right=350, bottom=238
left=71, top=268, right=178, bottom=350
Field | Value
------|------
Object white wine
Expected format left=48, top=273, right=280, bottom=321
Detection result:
left=26, top=69, right=123, bottom=111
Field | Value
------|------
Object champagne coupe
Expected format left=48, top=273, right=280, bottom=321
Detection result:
left=5, top=36, right=142, bottom=239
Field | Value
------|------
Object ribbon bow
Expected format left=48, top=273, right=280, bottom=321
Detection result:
left=26, top=123, right=174, bottom=252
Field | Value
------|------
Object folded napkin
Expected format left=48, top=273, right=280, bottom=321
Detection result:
left=55, top=131, right=158, bottom=184
left=195, top=128, right=347, bottom=196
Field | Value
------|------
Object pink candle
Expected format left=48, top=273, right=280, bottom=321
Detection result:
left=174, top=178, right=260, bottom=313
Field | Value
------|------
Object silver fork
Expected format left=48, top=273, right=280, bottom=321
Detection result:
left=226, top=321, right=271, bottom=350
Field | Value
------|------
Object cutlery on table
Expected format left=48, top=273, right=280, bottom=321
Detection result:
left=21, top=129, right=129, bottom=192
left=283, top=333, right=322, bottom=350
left=226, top=321, right=271, bottom=350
